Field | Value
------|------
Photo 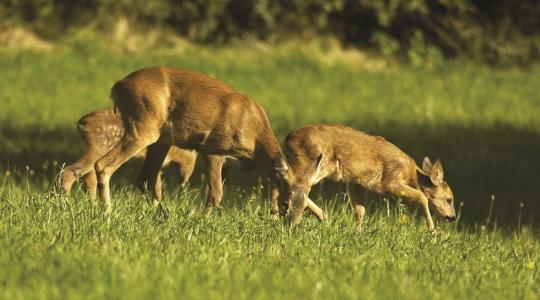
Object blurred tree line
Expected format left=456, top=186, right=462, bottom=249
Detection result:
left=1, top=0, right=539, bottom=65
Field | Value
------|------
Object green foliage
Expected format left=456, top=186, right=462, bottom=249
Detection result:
left=372, top=31, right=400, bottom=56
left=406, top=30, right=444, bottom=68
left=2, top=0, right=540, bottom=64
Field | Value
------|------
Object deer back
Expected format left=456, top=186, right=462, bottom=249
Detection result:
left=111, top=67, right=286, bottom=181
left=285, top=124, right=418, bottom=191
left=77, top=108, right=126, bottom=153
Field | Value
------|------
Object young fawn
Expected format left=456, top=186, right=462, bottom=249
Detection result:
left=94, top=67, right=324, bottom=218
left=282, top=124, right=456, bottom=231
left=61, top=108, right=197, bottom=200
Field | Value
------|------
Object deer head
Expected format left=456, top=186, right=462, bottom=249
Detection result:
left=276, top=154, right=324, bottom=223
left=419, top=157, right=456, bottom=222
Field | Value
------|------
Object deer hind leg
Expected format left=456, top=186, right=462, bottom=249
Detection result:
left=137, top=142, right=170, bottom=204
left=61, top=149, right=101, bottom=196
left=203, top=155, right=225, bottom=215
left=387, top=182, right=435, bottom=231
left=348, top=183, right=367, bottom=232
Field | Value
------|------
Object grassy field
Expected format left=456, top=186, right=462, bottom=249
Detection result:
left=0, top=38, right=539, bottom=299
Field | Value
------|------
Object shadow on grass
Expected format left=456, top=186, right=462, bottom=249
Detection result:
left=1, top=122, right=539, bottom=229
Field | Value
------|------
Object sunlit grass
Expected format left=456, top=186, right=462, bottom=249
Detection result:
left=0, top=175, right=538, bottom=299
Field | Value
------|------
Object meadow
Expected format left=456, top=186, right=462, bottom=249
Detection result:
left=0, top=38, right=539, bottom=299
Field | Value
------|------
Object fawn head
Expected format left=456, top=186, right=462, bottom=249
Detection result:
left=275, top=154, right=324, bottom=224
left=419, top=157, right=456, bottom=222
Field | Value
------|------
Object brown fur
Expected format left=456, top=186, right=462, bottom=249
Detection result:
left=61, top=108, right=197, bottom=199
left=282, top=124, right=456, bottom=231
left=95, top=67, right=323, bottom=218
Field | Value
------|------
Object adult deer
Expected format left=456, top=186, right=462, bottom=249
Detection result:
left=94, top=67, right=324, bottom=219
left=281, top=124, right=456, bottom=231
left=61, top=108, right=197, bottom=200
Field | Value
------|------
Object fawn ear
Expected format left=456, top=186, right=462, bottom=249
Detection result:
left=430, top=159, right=444, bottom=186
left=274, top=155, right=290, bottom=180
left=304, top=153, right=323, bottom=185
left=422, top=157, right=433, bottom=174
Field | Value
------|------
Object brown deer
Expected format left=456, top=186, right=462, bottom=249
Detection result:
left=94, top=67, right=324, bottom=219
left=61, top=108, right=197, bottom=200
left=281, top=124, right=456, bottom=231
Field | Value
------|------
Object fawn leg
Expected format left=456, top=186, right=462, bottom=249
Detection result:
left=348, top=183, right=366, bottom=231
left=388, top=183, right=435, bottom=231
left=61, top=149, right=101, bottom=195
left=177, top=152, right=197, bottom=188
left=306, top=197, right=326, bottom=222
left=61, top=167, right=79, bottom=195
left=83, top=169, right=98, bottom=200
left=271, top=185, right=324, bottom=222
left=290, top=189, right=326, bottom=224
left=268, top=180, right=280, bottom=220
left=203, top=155, right=225, bottom=215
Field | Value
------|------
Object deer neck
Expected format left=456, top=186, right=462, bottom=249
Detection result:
left=254, top=128, right=285, bottom=183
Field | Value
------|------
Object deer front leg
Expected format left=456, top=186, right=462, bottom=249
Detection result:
left=84, top=170, right=98, bottom=200
left=178, top=157, right=196, bottom=188
left=61, top=167, right=78, bottom=195
left=271, top=183, right=325, bottom=222
left=388, top=183, right=435, bottom=231
left=61, top=150, right=101, bottom=196
left=348, top=183, right=366, bottom=232
left=290, top=190, right=326, bottom=225
left=170, top=149, right=197, bottom=188
left=203, top=155, right=225, bottom=215
left=269, top=180, right=280, bottom=221
left=96, top=136, right=156, bottom=213
left=137, top=142, right=170, bottom=204
left=306, top=197, right=326, bottom=222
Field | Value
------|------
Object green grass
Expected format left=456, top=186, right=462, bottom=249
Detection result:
left=1, top=180, right=538, bottom=299
left=0, top=38, right=539, bottom=299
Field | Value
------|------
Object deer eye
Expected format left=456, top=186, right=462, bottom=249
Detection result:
left=446, top=198, right=452, bottom=204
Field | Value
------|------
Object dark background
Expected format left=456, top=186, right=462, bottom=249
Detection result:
left=2, top=0, right=540, bottom=65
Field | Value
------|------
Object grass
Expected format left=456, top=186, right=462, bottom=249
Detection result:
left=0, top=37, right=539, bottom=299
left=1, top=180, right=538, bottom=299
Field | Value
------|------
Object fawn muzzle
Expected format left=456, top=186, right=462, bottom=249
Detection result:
left=445, top=215, right=457, bottom=222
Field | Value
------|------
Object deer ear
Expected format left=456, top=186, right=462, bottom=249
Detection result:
left=304, top=153, right=323, bottom=185
left=430, top=159, right=444, bottom=186
left=422, top=157, right=433, bottom=174
left=274, top=155, right=290, bottom=180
